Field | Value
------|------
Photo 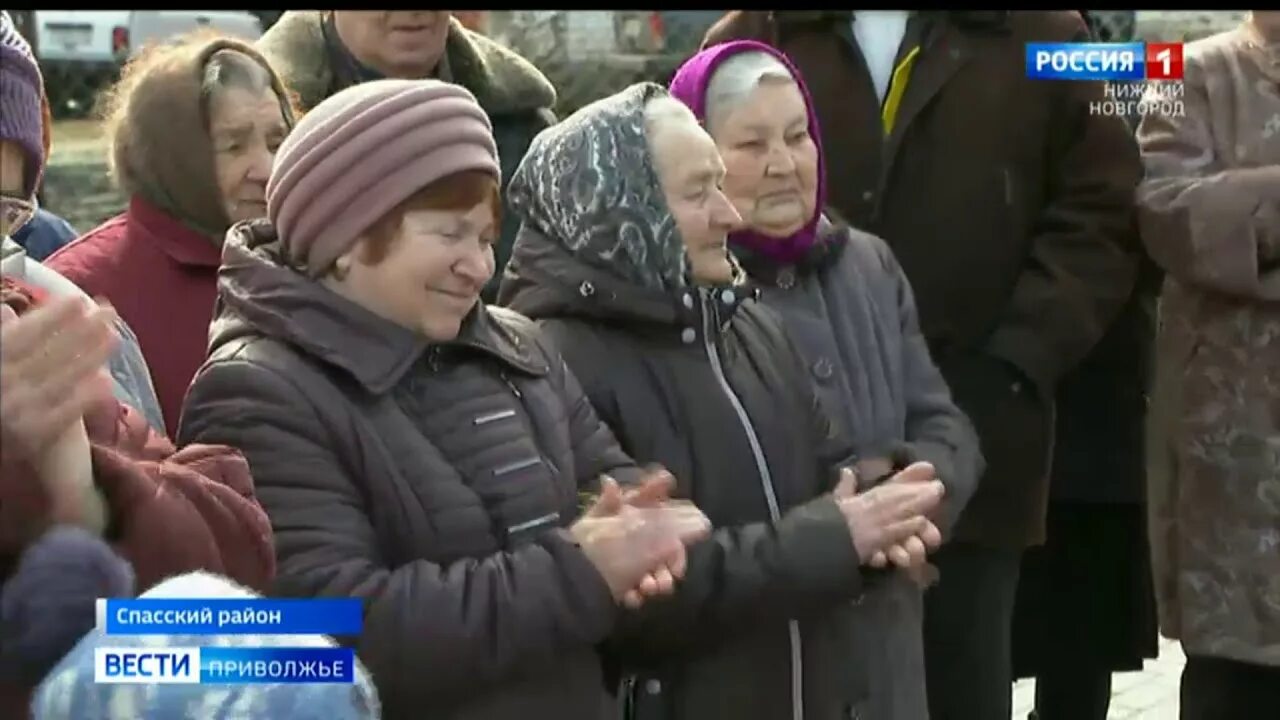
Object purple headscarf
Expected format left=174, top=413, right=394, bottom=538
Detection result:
left=669, top=40, right=827, bottom=265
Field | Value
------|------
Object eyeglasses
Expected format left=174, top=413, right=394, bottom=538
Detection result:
left=0, top=194, right=36, bottom=238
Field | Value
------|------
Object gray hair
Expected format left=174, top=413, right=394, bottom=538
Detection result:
left=704, top=51, right=796, bottom=135
left=643, top=94, right=702, bottom=143
left=200, top=48, right=277, bottom=116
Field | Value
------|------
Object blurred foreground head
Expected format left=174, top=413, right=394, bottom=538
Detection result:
left=0, top=527, right=135, bottom=687
left=0, top=9, right=50, bottom=242
left=0, top=10, right=50, bottom=201
left=31, top=571, right=381, bottom=720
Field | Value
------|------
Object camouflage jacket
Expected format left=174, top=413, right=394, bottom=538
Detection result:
left=1136, top=24, right=1280, bottom=667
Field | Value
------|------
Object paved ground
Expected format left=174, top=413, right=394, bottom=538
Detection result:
left=1011, top=638, right=1183, bottom=719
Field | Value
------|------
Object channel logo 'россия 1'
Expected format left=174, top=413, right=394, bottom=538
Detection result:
left=1025, top=42, right=1184, bottom=81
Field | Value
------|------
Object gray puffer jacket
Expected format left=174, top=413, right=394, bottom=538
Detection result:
left=179, top=220, right=642, bottom=720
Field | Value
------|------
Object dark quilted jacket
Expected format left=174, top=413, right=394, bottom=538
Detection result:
left=500, top=229, right=872, bottom=720
left=178, top=220, right=640, bottom=720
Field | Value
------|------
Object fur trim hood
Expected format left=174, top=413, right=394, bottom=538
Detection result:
left=258, top=11, right=556, bottom=116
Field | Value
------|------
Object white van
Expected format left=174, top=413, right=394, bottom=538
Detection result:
left=34, top=10, right=262, bottom=116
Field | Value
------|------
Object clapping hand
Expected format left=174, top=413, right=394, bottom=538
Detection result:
left=613, top=468, right=709, bottom=608
left=0, top=296, right=116, bottom=531
left=835, top=462, right=944, bottom=583
left=571, top=468, right=710, bottom=609
left=0, top=296, right=117, bottom=462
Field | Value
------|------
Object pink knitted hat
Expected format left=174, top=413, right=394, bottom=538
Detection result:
left=0, top=11, right=49, bottom=198
left=267, top=79, right=501, bottom=276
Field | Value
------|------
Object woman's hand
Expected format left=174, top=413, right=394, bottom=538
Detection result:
left=615, top=469, right=709, bottom=608
left=0, top=297, right=117, bottom=532
left=0, top=297, right=117, bottom=460
left=835, top=462, right=944, bottom=568
left=571, top=473, right=710, bottom=608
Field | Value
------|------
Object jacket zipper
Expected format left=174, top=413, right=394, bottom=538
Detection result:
left=698, top=291, right=805, bottom=720
left=496, top=368, right=570, bottom=493
left=498, top=370, right=523, bottom=399
left=622, top=675, right=638, bottom=718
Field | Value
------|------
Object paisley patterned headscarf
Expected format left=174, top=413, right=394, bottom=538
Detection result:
left=506, top=82, right=691, bottom=293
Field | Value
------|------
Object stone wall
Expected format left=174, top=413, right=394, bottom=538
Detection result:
left=39, top=11, right=1252, bottom=233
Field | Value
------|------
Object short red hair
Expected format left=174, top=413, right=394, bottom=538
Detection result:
left=360, top=170, right=501, bottom=265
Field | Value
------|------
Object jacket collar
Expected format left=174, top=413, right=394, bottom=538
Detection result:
left=499, top=226, right=757, bottom=346
left=128, top=196, right=223, bottom=269
left=768, top=12, right=1004, bottom=157
left=216, top=220, right=545, bottom=395
left=259, top=11, right=555, bottom=115
left=878, top=14, right=991, bottom=161
left=735, top=216, right=848, bottom=288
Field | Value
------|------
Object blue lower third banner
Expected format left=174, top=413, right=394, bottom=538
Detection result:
left=100, top=598, right=364, bottom=635
left=94, top=646, right=356, bottom=684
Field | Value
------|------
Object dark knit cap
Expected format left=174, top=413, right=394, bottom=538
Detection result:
left=0, top=11, right=49, bottom=197
left=0, top=527, right=136, bottom=685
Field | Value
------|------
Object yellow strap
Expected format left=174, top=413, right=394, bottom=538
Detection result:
left=881, top=45, right=921, bottom=137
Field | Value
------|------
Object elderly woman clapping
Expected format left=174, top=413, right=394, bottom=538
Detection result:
left=499, top=82, right=948, bottom=720
left=178, top=78, right=711, bottom=720
left=667, top=42, right=984, bottom=720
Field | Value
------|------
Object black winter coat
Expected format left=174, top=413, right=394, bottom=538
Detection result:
left=501, top=230, right=872, bottom=720
left=1049, top=254, right=1160, bottom=503
left=179, top=222, right=641, bottom=720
